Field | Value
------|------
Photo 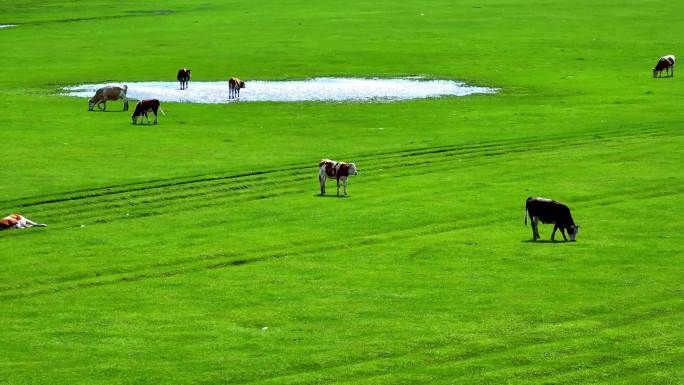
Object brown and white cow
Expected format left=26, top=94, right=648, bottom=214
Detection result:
left=177, top=68, right=191, bottom=90
left=131, top=99, right=165, bottom=124
left=228, top=77, right=246, bottom=99
left=653, top=55, right=676, bottom=78
left=319, top=159, right=358, bottom=196
left=525, top=197, right=580, bottom=241
left=88, top=85, right=128, bottom=111
left=0, top=213, right=47, bottom=230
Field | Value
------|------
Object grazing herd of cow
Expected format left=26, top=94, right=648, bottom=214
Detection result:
left=86, top=68, right=247, bottom=125
left=2, top=56, right=677, bottom=239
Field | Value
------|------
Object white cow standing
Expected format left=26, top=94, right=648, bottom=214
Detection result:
left=319, top=159, right=358, bottom=196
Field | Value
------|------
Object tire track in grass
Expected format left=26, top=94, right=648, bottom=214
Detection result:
left=26, top=148, right=684, bottom=229
left=1, top=183, right=681, bottom=300
left=201, top=299, right=683, bottom=385
left=0, top=129, right=681, bottom=295
left=0, top=127, right=675, bottom=231
left=0, top=129, right=679, bottom=382
left=0, top=127, right=680, bottom=296
left=1, top=222, right=680, bottom=384
left=0, top=126, right=669, bottom=212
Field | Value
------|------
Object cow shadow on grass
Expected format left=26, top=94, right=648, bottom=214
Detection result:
left=521, top=239, right=572, bottom=243
left=314, top=194, right=351, bottom=199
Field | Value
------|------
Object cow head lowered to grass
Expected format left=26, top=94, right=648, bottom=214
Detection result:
left=524, top=197, right=580, bottom=241
left=319, top=159, right=358, bottom=196
left=653, top=55, right=676, bottom=78
left=88, top=85, right=128, bottom=111
left=131, top=99, right=165, bottom=124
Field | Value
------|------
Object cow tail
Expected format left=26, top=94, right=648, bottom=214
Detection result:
left=159, top=107, right=166, bottom=116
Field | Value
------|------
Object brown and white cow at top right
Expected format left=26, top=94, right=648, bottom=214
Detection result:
left=653, top=55, right=676, bottom=77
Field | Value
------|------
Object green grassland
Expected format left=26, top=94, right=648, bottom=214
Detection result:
left=1, top=1, right=682, bottom=384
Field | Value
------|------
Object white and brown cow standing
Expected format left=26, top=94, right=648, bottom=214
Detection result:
left=319, top=159, right=358, bottom=196
left=131, top=99, right=165, bottom=124
left=525, top=197, right=580, bottom=241
left=653, top=55, right=676, bottom=78
left=177, top=68, right=191, bottom=90
left=0, top=213, right=47, bottom=230
left=228, top=77, right=245, bottom=99
left=88, top=85, right=128, bottom=111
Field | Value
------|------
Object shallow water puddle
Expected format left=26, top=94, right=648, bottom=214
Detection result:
left=63, top=78, right=497, bottom=103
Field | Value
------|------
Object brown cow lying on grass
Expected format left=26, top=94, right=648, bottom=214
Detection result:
left=0, top=213, right=47, bottom=230
left=228, top=77, right=245, bottom=99
left=88, top=85, right=128, bottom=111
left=131, top=99, right=165, bottom=124
left=319, top=159, right=358, bottom=196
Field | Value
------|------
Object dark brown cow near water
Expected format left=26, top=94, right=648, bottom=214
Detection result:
left=525, top=197, right=580, bottom=241
left=131, top=99, right=165, bottom=124
left=653, top=55, right=676, bottom=78
left=177, top=68, right=191, bottom=89
left=88, top=85, right=128, bottom=111
left=319, top=159, right=358, bottom=196
left=228, top=77, right=245, bottom=99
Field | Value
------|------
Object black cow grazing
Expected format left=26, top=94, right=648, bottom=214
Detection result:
left=131, top=99, right=165, bottom=124
left=653, top=55, right=676, bottom=78
left=177, top=68, right=191, bottom=89
left=525, top=197, right=580, bottom=241
left=228, top=77, right=245, bottom=99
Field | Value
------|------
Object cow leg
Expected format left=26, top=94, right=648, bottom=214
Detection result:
left=319, top=174, right=326, bottom=195
left=343, top=177, right=348, bottom=195
left=102, top=101, right=107, bottom=111
left=336, top=178, right=341, bottom=196
left=531, top=217, right=540, bottom=240
left=153, top=111, right=158, bottom=124
left=560, top=227, right=568, bottom=241
left=551, top=225, right=559, bottom=241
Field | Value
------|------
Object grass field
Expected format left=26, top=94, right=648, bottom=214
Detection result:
left=1, top=1, right=682, bottom=384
